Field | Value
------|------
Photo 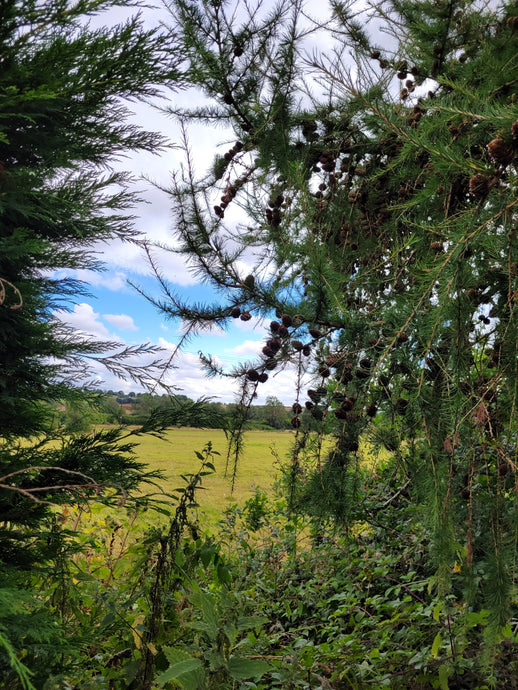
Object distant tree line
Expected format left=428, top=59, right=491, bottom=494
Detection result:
left=54, top=392, right=313, bottom=432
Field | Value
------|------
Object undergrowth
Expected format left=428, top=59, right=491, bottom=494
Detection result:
left=4, top=449, right=516, bottom=689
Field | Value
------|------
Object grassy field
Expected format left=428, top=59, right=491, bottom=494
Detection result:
left=134, top=428, right=295, bottom=525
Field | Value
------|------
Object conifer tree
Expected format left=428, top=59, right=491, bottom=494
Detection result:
left=0, top=1, right=182, bottom=683
left=159, top=0, right=518, bottom=659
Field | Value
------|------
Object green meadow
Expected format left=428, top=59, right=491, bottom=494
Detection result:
left=134, top=428, right=295, bottom=525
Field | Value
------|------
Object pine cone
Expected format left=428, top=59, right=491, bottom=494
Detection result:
left=246, top=369, right=259, bottom=382
left=267, top=338, right=281, bottom=353
left=469, top=173, right=490, bottom=198
left=243, top=274, right=255, bottom=289
left=487, top=138, right=514, bottom=165
left=365, top=404, right=377, bottom=418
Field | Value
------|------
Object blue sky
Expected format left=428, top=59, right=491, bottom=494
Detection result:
left=53, top=110, right=307, bottom=404
left=52, top=1, right=369, bottom=404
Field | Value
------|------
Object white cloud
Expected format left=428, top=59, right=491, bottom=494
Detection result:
left=103, top=313, right=139, bottom=331
left=53, top=268, right=130, bottom=292
left=253, top=365, right=310, bottom=406
left=50, top=322, right=308, bottom=404
left=225, top=339, right=263, bottom=358
left=150, top=341, right=239, bottom=400
left=156, top=347, right=305, bottom=405
left=54, top=303, right=113, bottom=340
left=95, top=236, right=200, bottom=287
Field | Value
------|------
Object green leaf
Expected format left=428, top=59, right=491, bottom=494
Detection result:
left=431, top=631, right=442, bottom=659
left=156, top=659, right=203, bottom=685
left=186, top=621, right=214, bottom=633
left=159, top=648, right=205, bottom=689
left=227, top=656, right=271, bottom=680
left=197, top=592, right=219, bottom=631
left=438, top=663, right=450, bottom=690
left=236, top=615, right=268, bottom=630
left=217, top=563, right=232, bottom=584
left=200, top=545, right=215, bottom=567
left=100, top=612, right=116, bottom=628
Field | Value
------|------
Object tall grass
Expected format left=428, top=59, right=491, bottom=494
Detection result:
left=135, top=428, right=294, bottom=525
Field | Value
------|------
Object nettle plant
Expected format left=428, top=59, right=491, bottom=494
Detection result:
left=154, top=0, right=518, bottom=644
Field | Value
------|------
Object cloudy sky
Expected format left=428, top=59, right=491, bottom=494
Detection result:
left=53, top=2, right=331, bottom=404
left=54, top=0, right=401, bottom=404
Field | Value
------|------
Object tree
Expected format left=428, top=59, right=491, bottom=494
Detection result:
left=0, top=1, right=184, bottom=684
left=262, top=396, right=290, bottom=429
left=154, top=0, right=518, bottom=672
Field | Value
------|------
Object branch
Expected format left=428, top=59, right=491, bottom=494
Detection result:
left=0, top=277, right=23, bottom=309
left=0, top=466, right=126, bottom=505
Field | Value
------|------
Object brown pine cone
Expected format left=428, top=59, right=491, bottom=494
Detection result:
left=487, top=138, right=514, bottom=165
left=469, top=173, right=490, bottom=198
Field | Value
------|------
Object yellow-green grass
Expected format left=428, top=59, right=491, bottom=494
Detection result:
left=132, top=428, right=386, bottom=528
left=135, top=428, right=294, bottom=525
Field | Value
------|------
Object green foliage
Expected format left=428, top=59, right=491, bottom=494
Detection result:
left=156, top=590, right=271, bottom=689
left=0, top=1, right=185, bottom=684
left=242, top=488, right=270, bottom=531
left=148, top=0, right=518, bottom=682
left=202, top=477, right=517, bottom=689
left=4, top=0, right=518, bottom=686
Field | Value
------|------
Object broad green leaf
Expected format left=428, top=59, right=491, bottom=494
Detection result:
left=433, top=603, right=442, bottom=622
left=438, top=663, right=450, bottom=690
left=431, top=631, right=442, bottom=659
left=156, top=659, right=203, bottom=686
left=100, top=612, right=115, bottom=628
left=227, top=656, right=271, bottom=680
left=217, top=563, right=232, bottom=584
left=200, top=545, right=215, bottom=567
left=162, top=645, right=187, bottom=665
left=186, top=621, right=214, bottom=633
left=159, top=648, right=205, bottom=690
left=196, top=592, right=219, bottom=631
left=236, top=615, right=268, bottom=630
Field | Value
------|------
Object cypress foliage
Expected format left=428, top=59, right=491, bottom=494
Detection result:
left=160, top=0, right=518, bottom=652
left=0, top=1, right=182, bottom=684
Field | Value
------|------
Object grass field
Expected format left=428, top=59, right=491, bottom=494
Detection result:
left=134, top=428, right=295, bottom=525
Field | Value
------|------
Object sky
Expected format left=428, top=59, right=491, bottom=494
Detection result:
left=54, top=130, right=307, bottom=404
left=53, top=2, right=328, bottom=405
left=53, top=0, right=404, bottom=405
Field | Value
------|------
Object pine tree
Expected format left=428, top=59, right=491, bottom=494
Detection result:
left=0, top=1, right=183, bottom=684
left=158, top=0, right=518, bottom=665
